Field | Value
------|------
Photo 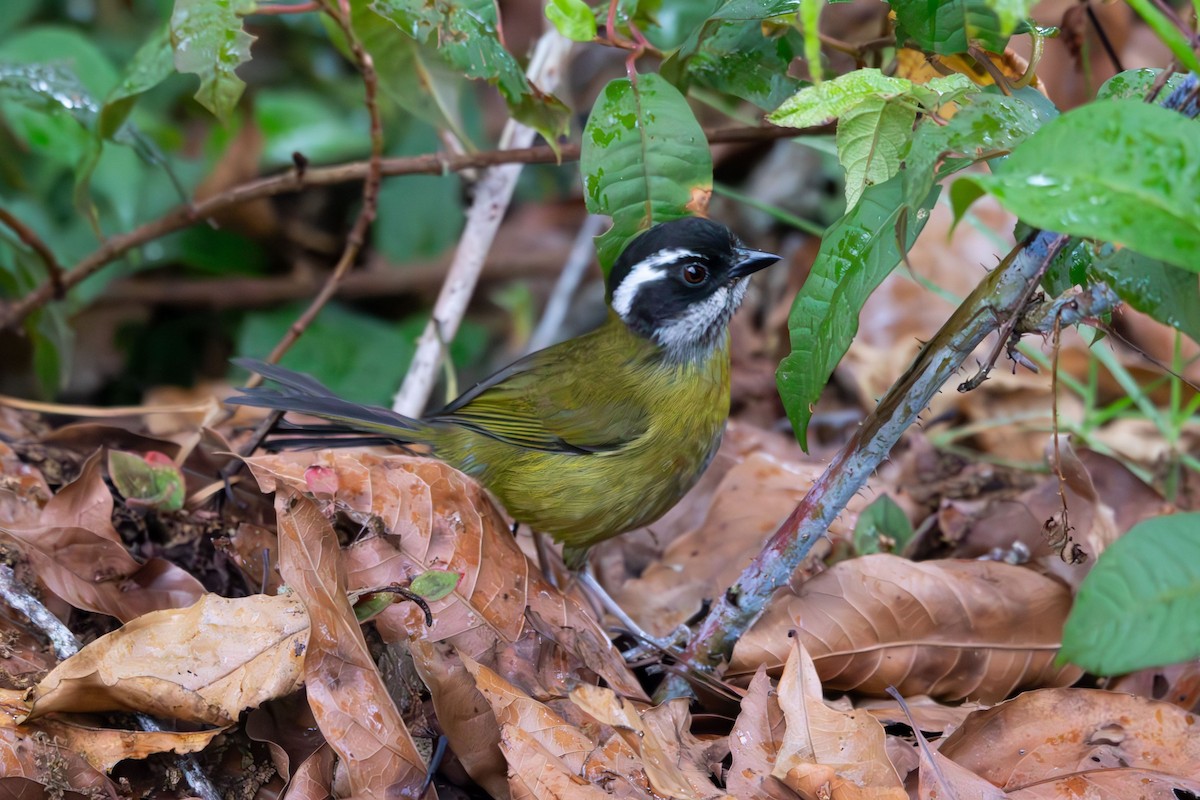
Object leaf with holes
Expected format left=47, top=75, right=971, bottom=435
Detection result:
left=581, top=74, right=712, bottom=271
left=169, top=0, right=256, bottom=123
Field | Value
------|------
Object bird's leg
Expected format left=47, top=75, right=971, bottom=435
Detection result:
left=577, top=571, right=690, bottom=657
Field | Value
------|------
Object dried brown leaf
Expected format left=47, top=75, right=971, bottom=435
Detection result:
left=501, top=725, right=613, bottom=800
left=0, top=442, right=50, bottom=527
left=730, top=554, right=1080, bottom=702
left=772, top=640, right=905, bottom=800
left=727, top=667, right=797, bottom=800
left=26, top=593, right=307, bottom=725
left=0, top=726, right=119, bottom=798
left=0, top=452, right=204, bottom=621
left=23, top=718, right=222, bottom=772
left=938, top=688, right=1200, bottom=788
left=275, top=489, right=431, bottom=800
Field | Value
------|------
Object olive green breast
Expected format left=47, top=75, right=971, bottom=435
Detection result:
left=424, top=315, right=731, bottom=548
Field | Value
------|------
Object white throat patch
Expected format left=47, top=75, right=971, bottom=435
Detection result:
left=611, top=248, right=698, bottom=320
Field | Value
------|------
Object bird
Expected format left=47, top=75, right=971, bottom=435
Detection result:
left=229, top=216, right=780, bottom=569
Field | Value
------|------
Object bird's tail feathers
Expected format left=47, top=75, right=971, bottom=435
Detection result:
left=228, top=358, right=432, bottom=445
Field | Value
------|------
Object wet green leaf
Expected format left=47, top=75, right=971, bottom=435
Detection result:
left=777, top=175, right=937, bottom=450
left=1091, top=248, right=1200, bottom=345
left=580, top=74, right=712, bottom=271
left=952, top=100, right=1200, bottom=273
left=836, top=96, right=915, bottom=209
left=170, top=0, right=257, bottom=123
left=891, top=0, right=1011, bottom=55
left=768, top=69, right=913, bottom=128
left=1096, top=68, right=1187, bottom=102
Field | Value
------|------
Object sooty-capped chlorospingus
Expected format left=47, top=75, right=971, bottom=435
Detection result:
left=229, top=217, right=780, bottom=568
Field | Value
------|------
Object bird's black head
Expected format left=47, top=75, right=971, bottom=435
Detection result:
left=606, top=217, right=780, bottom=361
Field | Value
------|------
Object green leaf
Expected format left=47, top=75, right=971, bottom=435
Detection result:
left=952, top=100, right=1200, bottom=273
left=665, top=1, right=804, bottom=111
left=982, top=0, right=1033, bottom=36
left=0, top=60, right=97, bottom=134
left=545, top=0, right=597, bottom=41
left=580, top=74, right=712, bottom=271
left=0, top=26, right=119, bottom=97
left=1091, top=248, right=1200, bottom=345
left=777, top=175, right=937, bottom=450
left=836, top=96, right=915, bottom=210
left=255, top=89, right=369, bottom=167
left=768, top=69, right=913, bottom=128
left=853, top=494, right=914, bottom=555
left=409, top=569, right=461, bottom=601
left=170, top=0, right=257, bottom=123
left=107, top=450, right=186, bottom=512
left=902, top=92, right=1046, bottom=208
left=98, top=25, right=175, bottom=140
left=370, top=0, right=569, bottom=144
left=345, top=0, right=471, bottom=143
left=1061, top=512, right=1200, bottom=674
left=1096, top=68, right=1188, bottom=102
left=374, top=121, right=464, bottom=261
left=891, top=0, right=1010, bottom=55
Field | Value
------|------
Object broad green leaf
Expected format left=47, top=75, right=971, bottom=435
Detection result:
left=0, top=61, right=97, bottom=133
left=170, top=0, right=257, bottom=123
left=768, top=69, right=913, bottom=128
left=580, top=74, right=712, bottom=271
left=853, top=494, right=914, bottom=555
left=1091, top=248, right=1200, bottom=345
left=98, top=25, right=175, bottom=140
left=668, top=1, right=804, bottom=111
left=345, top=0, right=470, bottom=143
left=545, top=0, right=597, bottom=41
left=1096, top=68, right=1188, bottom=102
left=371, top=0, right=569, bottom=144
left=255, top=90, right=369, bottom=166
left=374, top=121, right=464, bottom=261
left=982, top=0, right=1032, bottom=35
left=0, top=0, right=37, bottom=38
left=1061, top=512, right=1200, bottom=674
left=777, top=175, right=937, bottom=450
left=0, top=26, right=119, bottom=97
left=891, top=0, right=1010, bottom=55
left=107, top=451, right=186, bottom=512
left=836, top=96, right=915, bottom=209
left=409, top=569, right=461, bottom=601
left=902, top=92, right=1045, bottom=208
left=952, top=100, right=1200, bottom=273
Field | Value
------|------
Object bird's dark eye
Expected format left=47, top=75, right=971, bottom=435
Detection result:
left=682, top=264, right=708, bottom=285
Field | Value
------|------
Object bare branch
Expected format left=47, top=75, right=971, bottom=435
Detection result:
left=0, top=207, right=64, bottom=299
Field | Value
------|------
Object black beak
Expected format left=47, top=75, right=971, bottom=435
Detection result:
left=729, top=248, right=782, bottom=279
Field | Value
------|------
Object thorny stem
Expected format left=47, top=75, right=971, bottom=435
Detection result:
left=0, top=126, right=806, bottom=333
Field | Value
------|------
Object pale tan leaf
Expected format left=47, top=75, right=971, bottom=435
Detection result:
left=0, top=451, right=204, bottom=621
left=772, top=640, right=905, bottom=800
left=275, top=489, right=431, bottom=800
left=730, top=554, right=1080, bottom=702
left=26, top=593, right=307, bottom=725
left=0, top=725, right=119, bottom=798
left=570, top=684, right=723, bottom=800
left=727, top=667, right=798, bottom=800
left=501, top=725, right=612, bottom=800
left=938, top=688, right=1200, bottom=788
left=858, top=695, right=985, bottom=736
left=281, top=746, right=337, bottom=800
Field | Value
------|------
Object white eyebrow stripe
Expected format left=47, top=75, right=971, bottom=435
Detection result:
left=610, top=248, right=699, bottom=319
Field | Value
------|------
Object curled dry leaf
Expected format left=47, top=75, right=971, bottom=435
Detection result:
left=25, top=592, right=308, bottom=725
left=939, top=687, right=1200, bottom=793
left=248, top=450, right=643, bottom=795
left=275, top=489, right=431, bottom=800
left=13, top=717, right=223, bottom=773
left=0, top=451, right=205, bottom=621
left=0, top=725, right=119, bottom=798
left=772, top=640, right=905, bottom=800
left=726, top=667, right=795, bottom=800
left=730, top=554, right=1081, bottom=702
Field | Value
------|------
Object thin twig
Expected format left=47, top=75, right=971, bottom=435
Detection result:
left=0, top=125, right=806, bottom=333
left=391, top=27, right=574, bottom=416
left=0, top=207, right=65, bottom=299
left=0, top=565, right=77, bottom=660
left=260, top=0, right=386, bottom=370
